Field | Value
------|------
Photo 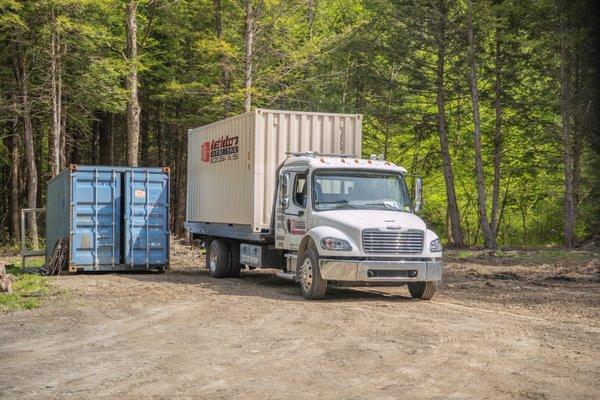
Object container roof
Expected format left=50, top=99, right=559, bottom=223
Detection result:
left=283, top=155, right=408, bottom=174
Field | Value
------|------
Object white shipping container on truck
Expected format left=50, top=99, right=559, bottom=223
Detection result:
left=186, top=109, right=362, bottom=232
left=186, top=109, right=443, bottom=300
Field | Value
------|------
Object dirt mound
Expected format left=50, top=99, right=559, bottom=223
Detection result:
left=169, top=237, right=203, bottom=268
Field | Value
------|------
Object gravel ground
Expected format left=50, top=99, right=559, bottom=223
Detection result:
left=1, top=250, right=599, bottom=399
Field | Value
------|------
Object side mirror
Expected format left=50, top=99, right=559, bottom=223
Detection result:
left=280, top=173, right=289, bottom=209
left=414, top=177, right=423, bottom=213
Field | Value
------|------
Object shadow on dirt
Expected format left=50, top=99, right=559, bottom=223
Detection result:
left=107, top=266, right=417, bottom=303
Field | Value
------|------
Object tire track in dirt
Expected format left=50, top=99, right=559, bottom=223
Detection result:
left=334, top=297, right=538, bottom=397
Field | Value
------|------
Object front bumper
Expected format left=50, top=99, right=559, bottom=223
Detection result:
left=319, top=259, right=443, bottom=283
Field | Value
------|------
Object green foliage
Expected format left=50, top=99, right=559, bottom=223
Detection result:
left=0, top=0, right=597, bottom=247
left=0, top=262, right=51, bottom=312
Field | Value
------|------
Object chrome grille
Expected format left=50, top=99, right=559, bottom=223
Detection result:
left=362, top=230, right=424, bottom=254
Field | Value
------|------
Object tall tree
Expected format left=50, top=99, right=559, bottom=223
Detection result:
left=559, top=1, right=575, bottom=248
left=435, top=0, right=464, bottom=246
left=214, top=0, right=231, bottom=115
left=13, top=43, right=39, bottom=248
left=9, top=95, right=20, bottom=240
left=243, top=0, right=254, bottom=112
left=126, top=0, right=140, bottom=166
left=50, top=3, right=62, bottom=177
left=490, top=19, right=502, bottom=237
left=467, top=0, right=496, bottom=250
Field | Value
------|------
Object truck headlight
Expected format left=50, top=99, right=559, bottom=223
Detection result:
left=320, top=237, right=352, bottom=251
left=430, top=238, right=442, bottom=252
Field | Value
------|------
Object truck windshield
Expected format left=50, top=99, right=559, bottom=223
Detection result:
left=312, top=170, right=411, bottom=212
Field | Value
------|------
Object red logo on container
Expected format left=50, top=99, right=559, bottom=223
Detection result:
left=201, top=141, right=211, bottom=162
left=200, top=135, right=239, bottom=164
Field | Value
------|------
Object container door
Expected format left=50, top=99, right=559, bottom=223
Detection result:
left=70, top=168, right=121, bottom=268
left=123, top=170, right=169, bottom=266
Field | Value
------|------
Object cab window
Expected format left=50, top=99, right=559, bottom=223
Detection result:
left=294, top=173, right=307, bottom=208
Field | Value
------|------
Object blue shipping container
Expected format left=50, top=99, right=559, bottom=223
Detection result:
left=46, top=165, right=170, bottom=272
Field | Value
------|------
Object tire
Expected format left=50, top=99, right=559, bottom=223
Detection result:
left=298, top=248, right=327, bottom=300
left=156, top=266, right=166, bottom=274
left=207, top=239, right=230, bottom=278
left=408, top=281, right=437, bottom=300
left=228, top=241, right=242, bottom=278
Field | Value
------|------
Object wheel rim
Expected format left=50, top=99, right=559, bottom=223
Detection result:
left=209, top=247, right=218, bottom=272
left=300, top=258, right=313, bottom=292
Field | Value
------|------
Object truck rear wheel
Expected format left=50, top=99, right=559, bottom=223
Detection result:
left=228, top=241, right=242, bottom=278
left=408, top=281, right=437, bottom=300
left=207, top=239, right=230, bottom=278
left=299, top=248, right=327, bottom=300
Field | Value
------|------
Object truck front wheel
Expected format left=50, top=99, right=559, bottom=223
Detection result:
left=299, top=248, right=327, bottom=300
left=408, top=281, right=437, bottom=300
left=207, top=239, right=230, bottom=278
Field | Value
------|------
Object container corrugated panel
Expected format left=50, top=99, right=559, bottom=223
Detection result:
left=123, top=169, right=170, bottom=266
left=70, top=168, right=122, bottom=267
left=46, top=165, right=170, bottom=272
left=187, top=113, right=254, bottom=226
left=46, top=169, right=70, bottom=260
left=186, top=109, right=362, bottom=232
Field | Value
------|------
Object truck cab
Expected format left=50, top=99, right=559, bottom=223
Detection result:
left=268, top=153, right=443, bottom=299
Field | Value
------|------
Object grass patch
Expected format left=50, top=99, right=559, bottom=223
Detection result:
left=445, top=248, right=598, bottom=266
left=1, top=261, right=52, bottom=312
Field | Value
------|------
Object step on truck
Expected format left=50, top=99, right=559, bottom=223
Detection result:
left=185, top=109, right=443, bottom=300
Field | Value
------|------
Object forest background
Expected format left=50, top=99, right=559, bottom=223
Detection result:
left=1, top=0, right=598, bottom=251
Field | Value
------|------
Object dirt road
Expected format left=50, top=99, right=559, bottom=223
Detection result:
left=1, top=253, right=599, bottom=399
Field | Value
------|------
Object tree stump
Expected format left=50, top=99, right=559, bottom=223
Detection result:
left=0, top=264, right=13, bottom=293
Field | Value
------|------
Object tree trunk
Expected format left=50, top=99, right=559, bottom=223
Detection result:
left=521, top=205, right=527, bottom=246
left=382, top=64, right=395, bottom=160
left=14, top=46, right=39, bottom=249
left=126, top=0, right=140, bottom=166
left=10, top=97, right=20, bottom=241
left=173, top=131, right=185, bottom=236
left=60, top=112, right=67, bottom=169
left=155, top=104, right=163, bottom=164
left=140, top=110, right=149, bottom=166
left=214, top=0, right=232, bottom=115
left=176, top=135, right=186, bottom=237
left=70, top=125, right=81, bottom=165
left=98, top=112, right=111, bottom=164
left=490, top=25, right=502, bottom=237
left=50, top=5, right=62, bottom=177
left=560, top=4, right=575, bottom=248
left=91, top=117, right=99, bottom=164
left=243, top=0, right=254, bottom=112
left=435, top=0, right=464, bottom=247
left=467, top=0, right=495, bottom=250
left=108, top=113, right=115, bottom=165
left=571, top=48, right=584, bottom=239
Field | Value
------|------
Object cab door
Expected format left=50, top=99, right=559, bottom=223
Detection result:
left=275, top=168, right=308, bottom=251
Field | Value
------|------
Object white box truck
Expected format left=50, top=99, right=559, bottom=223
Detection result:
left=186, top=109, right=443, bottom=300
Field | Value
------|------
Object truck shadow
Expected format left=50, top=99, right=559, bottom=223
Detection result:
left=117, top=267, right=416, bottom=303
